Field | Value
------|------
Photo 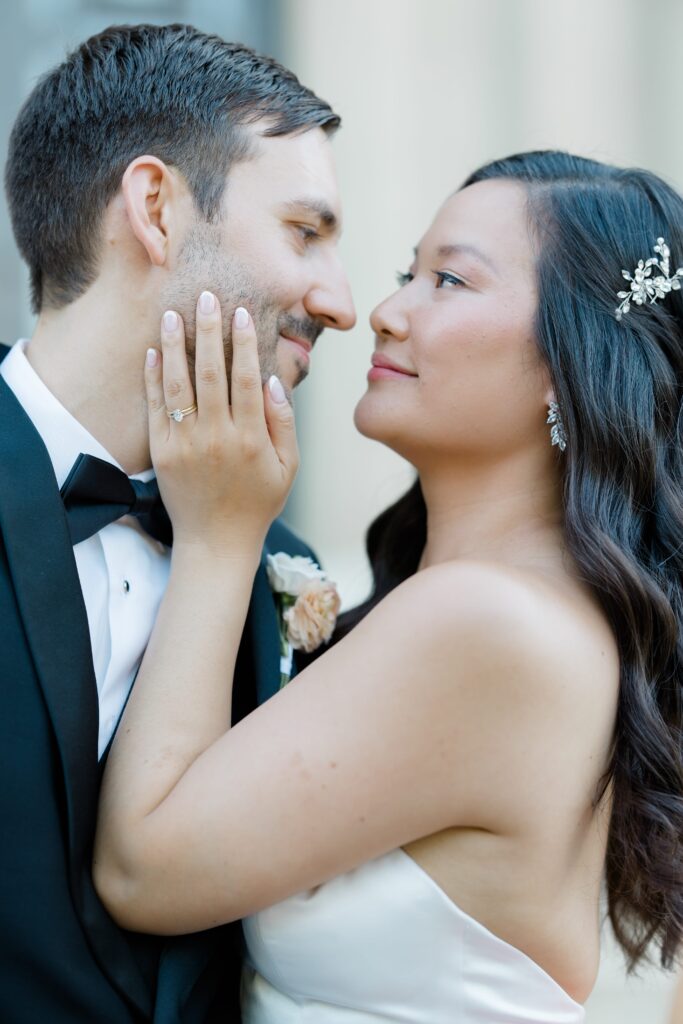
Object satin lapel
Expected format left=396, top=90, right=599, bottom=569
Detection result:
left=249, top=536, right=282, bottom=706
left=0, top=374, right=152, bottom=1014
left=0, top=375, right=99, bottom=842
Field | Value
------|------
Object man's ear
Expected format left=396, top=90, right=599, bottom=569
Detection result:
left=121, top=156, right=175, bottom=267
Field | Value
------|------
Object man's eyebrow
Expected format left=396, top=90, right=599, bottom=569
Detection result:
left=283, top=198, right=340, bottom=232
left=413, top=242, right=498, bottom=275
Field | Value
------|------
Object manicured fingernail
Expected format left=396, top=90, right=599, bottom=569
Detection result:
left=268, top=375, right=286, bottom=404
left=162, top=310, right=178, bottom=332
left=234, top=306, right=249, bottom=329
left=199, top=291, right=216, bottom=315
left=146, top=348, right=158, bottom=367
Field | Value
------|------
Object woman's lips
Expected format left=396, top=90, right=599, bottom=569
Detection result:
left=367, top=353, right=417, bottom=381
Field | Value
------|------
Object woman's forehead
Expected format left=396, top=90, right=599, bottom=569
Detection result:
left=420, top=179, right=535, bottom=274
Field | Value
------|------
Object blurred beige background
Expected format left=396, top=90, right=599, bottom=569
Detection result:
left=3, top=1, right=682, bottom=1020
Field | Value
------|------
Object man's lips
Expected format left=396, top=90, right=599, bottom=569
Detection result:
left=368, top=353, right=418, bottom=380
left=279, top=333, right=313, bottom=361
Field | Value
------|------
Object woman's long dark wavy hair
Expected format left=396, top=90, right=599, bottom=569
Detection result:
left=334, top=151, right=683, bottom=971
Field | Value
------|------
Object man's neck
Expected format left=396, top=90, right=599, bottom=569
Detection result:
left=27, top=300, right=153, bottom=475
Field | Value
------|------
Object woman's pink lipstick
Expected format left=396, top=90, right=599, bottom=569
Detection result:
left=367, top=353, right=417, bottom=382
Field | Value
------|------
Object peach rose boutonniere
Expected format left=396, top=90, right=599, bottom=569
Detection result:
left=266, top=553, right=341, bottom=688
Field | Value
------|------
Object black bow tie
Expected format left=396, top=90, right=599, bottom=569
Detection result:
left=60, top=453, right=172, bottom=546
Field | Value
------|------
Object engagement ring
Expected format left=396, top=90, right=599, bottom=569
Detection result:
left=166, top=404, right=198, bottom=422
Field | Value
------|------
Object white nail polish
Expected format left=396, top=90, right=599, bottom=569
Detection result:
left=268, top=375, right=286, bottom=404
left=199, top=291, right=216, bottom=315
left=162, top=310, right=178, bottom=332
left=234, top=306, right=249, bottom=329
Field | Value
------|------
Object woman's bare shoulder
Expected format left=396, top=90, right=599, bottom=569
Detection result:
left=359, top=559, right=619, bottom=712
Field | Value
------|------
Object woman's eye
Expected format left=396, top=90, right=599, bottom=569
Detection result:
left=395, top=270, right=414, bottom=287
left=433, top=270, right=464, bottom=289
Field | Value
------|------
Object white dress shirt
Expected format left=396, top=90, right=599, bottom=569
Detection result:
left=1, top=339, right=171, bottom=757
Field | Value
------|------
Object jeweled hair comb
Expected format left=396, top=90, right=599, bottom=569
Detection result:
left=615, top=238, right=683, bottom=321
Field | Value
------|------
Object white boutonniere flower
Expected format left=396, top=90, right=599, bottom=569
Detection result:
left=266, top=553, right=341, bottom=687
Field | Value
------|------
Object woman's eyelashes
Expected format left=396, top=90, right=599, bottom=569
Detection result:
left=395, top=269, right=465, bottom=289
left=433, top=270, right=465, bottom=289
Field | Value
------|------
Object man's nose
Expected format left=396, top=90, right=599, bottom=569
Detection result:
left=305, top=271, right=357, bottom=332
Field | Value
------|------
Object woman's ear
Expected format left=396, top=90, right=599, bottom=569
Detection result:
left=121, top=156, right=175, bottom=267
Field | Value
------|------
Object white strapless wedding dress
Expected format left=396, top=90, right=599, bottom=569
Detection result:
left=241, top=847, right=586, bottom=1023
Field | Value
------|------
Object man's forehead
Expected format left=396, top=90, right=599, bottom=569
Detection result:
left=248, top=127, right=340, bottom=199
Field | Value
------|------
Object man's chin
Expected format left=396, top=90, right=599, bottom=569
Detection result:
left=277, top=367, right=308, bottom=394
left=277, top=348, right=310, bottom=391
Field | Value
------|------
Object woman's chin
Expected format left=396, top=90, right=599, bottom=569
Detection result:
left=353, top=393, right=381, bottom=439
left=353, top=394, right=405, bottom=449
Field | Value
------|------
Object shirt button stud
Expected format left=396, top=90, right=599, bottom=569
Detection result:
left=123, top=579, right=131, bottom=594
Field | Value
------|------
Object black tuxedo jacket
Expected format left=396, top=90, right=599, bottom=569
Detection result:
left=0, top=344, right=314, bottom=1023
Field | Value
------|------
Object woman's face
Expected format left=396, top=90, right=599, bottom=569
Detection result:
left=354, top=179, right=550, bottom=467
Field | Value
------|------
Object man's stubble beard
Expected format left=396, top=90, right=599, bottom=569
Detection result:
left=163, top=224, right=282, bottom=395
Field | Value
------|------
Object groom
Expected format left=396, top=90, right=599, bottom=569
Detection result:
left=0, top=23, right=354, bottom=1024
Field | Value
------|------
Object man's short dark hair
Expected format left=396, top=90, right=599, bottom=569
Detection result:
left=4, top=23, right=341, bottom=313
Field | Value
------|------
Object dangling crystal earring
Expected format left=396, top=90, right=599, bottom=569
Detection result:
left=547, top=401, right=567, bottom=452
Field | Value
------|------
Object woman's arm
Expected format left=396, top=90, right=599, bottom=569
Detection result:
left=94, top=301, right=610, bottom=936
left=95, top=295, right=298, bottom=903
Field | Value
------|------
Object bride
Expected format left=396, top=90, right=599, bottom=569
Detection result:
left=94, top=151, right=683, bottom=1022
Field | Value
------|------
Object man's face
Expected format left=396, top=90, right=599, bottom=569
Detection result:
left=164, top=126, right=356, bottom=394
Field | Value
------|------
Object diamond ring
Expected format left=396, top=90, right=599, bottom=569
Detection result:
left=166, top=403, right=198, bottom=422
